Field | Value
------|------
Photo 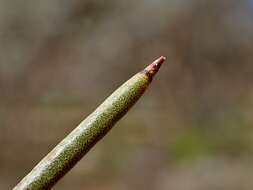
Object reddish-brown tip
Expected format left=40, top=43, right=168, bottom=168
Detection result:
left=142, top=56, right=166, bottom=80
left=152, top=56, right=166, bottom=68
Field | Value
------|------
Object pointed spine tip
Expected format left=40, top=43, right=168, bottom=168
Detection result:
left=155, top=56, right=166, bottom=66
left=142, top=56, right=166, bottom=80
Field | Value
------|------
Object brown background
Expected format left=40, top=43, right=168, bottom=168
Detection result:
left=1, top=0, right=253, bottom=189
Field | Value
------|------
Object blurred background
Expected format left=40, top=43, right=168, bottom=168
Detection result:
left=1, top=0, right=253, bottom=189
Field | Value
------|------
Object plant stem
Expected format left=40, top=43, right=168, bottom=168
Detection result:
left=13, top=56, right=165, bottom=190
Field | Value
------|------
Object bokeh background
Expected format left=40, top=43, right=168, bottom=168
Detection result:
left=1, top=0, right=253, bottom=189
